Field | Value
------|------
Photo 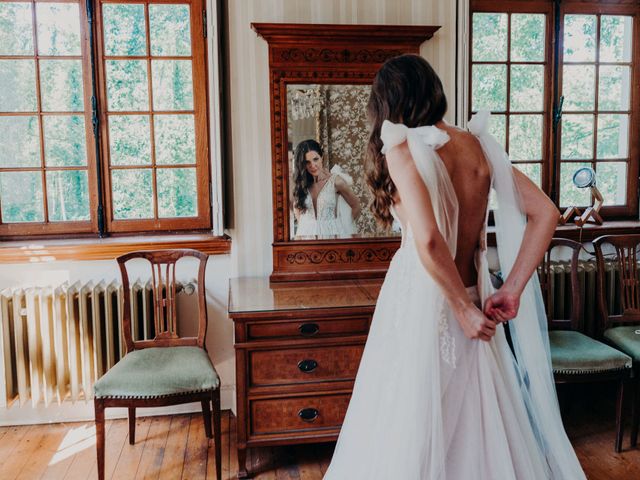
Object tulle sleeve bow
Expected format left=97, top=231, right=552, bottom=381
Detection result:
left=380, top=120, right=450, bottom=154
left=467, top=110, right=491, bottom=137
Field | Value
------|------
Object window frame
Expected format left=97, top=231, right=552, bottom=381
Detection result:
left=0, top=0, right=214, bottom=240
left=469, top=0, right=640, bottom=220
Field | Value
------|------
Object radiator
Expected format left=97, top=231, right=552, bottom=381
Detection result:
left=0, top=280, right=188, bottom=407
left=539, top=260, right=622, bottom=336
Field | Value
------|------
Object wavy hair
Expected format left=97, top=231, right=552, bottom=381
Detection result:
left=292, top=139, right=324, bottom=213
left=365, top=54, right=447, bottom=229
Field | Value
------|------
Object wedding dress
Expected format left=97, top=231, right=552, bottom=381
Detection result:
left=323, top=111, right=586, bottom=480
left=295, top=165, right=355, bottom=238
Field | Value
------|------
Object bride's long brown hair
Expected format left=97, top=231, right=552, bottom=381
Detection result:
left=365, top=54, right=448, bottom=229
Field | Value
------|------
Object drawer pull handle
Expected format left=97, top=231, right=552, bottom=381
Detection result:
left=298, top=408, right=319, bottom=422
left=298, top=322, right=319, bottom=336
left=297, top=359, right=318, bottom=373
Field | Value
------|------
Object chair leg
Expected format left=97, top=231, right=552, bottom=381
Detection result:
left=128, top=407, right=136, bottom=445
left=201, top=400, right=213, bottom=439
left=95, top=399, right=106, bottom=480
left=615, top=379, right=625, bottom=453
left=631, top=377, right=640, bottom=448
left=212, top=389, right=222, bottom=480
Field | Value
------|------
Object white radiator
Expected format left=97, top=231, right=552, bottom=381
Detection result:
left=0, top=281, right=189, bottom=407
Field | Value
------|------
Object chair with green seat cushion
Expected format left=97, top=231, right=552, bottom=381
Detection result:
left=604, top=326, right=640, bottom=363
left=539, top=238, right=632, bottom=452
left=93, top=250, right=221, bottom=480
left=594, top=234, right=640, bottom=449
left=549, top=330, right=632, bottom=375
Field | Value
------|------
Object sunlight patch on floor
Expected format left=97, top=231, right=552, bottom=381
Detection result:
left=48, top=424, right=96, bottom=465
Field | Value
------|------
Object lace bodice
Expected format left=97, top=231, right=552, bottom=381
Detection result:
left=305, top=174, right=338, bottom=222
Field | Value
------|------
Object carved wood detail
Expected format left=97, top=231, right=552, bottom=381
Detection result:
left=252, top=22, right=440, bottom=281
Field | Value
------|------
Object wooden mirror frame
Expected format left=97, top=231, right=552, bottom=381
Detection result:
left=252, top=23, right=440, bottom=282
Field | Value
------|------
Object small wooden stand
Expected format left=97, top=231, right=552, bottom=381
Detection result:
left=558, top=186, right=604, bottom=226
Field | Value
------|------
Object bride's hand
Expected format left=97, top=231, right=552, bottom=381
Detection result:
left=458, top=305, right=497, bottom=342
left=483, top=288, right=520, bottom=323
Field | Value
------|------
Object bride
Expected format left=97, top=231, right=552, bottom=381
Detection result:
left=323, top=55, right=585, bottom=479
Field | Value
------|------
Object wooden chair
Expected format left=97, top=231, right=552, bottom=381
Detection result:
left=541, top=238, right=632, bottom=452
left=594, top=234, right=640, bottom=449
left=94, top=250, right=221, bottom=480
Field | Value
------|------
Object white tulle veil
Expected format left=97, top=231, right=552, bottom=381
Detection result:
left=468, top=110, right=585, bottom=479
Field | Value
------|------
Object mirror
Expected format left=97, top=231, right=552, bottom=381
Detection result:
left=286, top=83, right=401, bottom=240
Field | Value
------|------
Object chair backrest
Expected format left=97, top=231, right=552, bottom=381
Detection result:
left=538, top=238, right=582, bottom=331
left=593, top=234, right=640, bottom=332
left=117, top=249, right=209, bottom=352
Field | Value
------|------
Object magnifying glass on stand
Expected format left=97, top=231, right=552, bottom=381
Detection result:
left=558, top=167, right=603, bottom=226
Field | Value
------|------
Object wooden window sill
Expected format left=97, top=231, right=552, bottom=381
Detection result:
left=0, top=233, right=231, bottom=264
left=487, top=220, right=640, bottom=246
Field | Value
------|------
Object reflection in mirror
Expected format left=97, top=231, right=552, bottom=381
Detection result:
left=287, top=84, right=401, bottom=240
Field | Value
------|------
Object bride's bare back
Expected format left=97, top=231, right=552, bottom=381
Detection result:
left=393, top=123, right=491, bottom=288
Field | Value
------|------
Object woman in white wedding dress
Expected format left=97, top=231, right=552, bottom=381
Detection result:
left=292, top=139, right=361, bottom=238
left=323, top=55, right=585, bottom=479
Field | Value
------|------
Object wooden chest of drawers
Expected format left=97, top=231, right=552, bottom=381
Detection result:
left=229, top=277, right=381, bottom=478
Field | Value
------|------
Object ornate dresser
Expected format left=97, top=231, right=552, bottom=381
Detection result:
left=228, top=277, right=382, bottom=478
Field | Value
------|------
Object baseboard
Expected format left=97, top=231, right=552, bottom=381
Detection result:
left=0, top=384, right=236, bottom=426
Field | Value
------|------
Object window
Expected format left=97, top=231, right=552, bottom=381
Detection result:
left=470, top=0, right=639, bottom=218
left=0, top=0, right=211, bottom=239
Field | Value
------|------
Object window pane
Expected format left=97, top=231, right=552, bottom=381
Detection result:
left=0, top=3, right=33, bottom=55
left=108, top=115, right=151, bottom=165
left=111, top=169, right=153, bottom=219
left=0, top=171, right=43, bottom=222
left=0, top=60, right=36, bottom=111
left=597, top=162, right=626, bottom=205
left=102, top=3, right=146, bottom=57
left=43, top=115, right=87, bottom=166
left=509, top=115, right=542, bottom=160
left=46, top=170, right=89, bottom=221
left=514, top=163, right=541, bottom=186
left=563, top=15, right=596, bottom=62
left=472, top=13, right=507, bottom=61
left=157, top=168, right=197, bottom=217
left=149, top=4, right=191, bottom=57
left=151, top=60, right=193, bottom=110
left=488, top=114, right=506, bottom=150
left=39, top=59, right=84, bottom=111
left=561, top=114, right=593, bottom=159
left=510, top=14, right=545, bottom=62
left=472, top=64, right=506, bottom=111
left=154, top=114, right=195, bottom=165
left=35, top=3, right=81, bottom=56
left=600, top=16, right=633, bottom=63
left=106, top=60, right=149, bottom=111
left=510, top=65, right=544, bottom=111
left=0, top=116, right=39, bottom=167
left=598, top=66, right=631, bottom=111
left=597, top=114, right=629, bottom=159
left=562, top=65, right=595, bottom=111
left=560, top=162, right=591, bottom=207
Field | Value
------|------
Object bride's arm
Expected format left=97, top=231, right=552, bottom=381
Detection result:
left=386, top=142, right=496, bottom=341
left=483, top=168, right=560, bottom=322
left=335, top=176, right=361, bottom=219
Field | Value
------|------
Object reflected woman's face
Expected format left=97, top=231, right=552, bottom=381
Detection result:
left=304, top=150, right=323, bottom=177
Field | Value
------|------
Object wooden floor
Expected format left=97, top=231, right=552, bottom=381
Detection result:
left=0, top=383, right=638, bottom=479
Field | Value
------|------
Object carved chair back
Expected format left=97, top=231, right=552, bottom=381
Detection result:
left=593, top=234, right=640, bottom=332
left=117, top=249, right=209, bottom=352
left=538, top=238, right=582, bottom=331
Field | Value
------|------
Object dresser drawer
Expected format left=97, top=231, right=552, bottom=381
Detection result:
left=249, top=344, right=364, bottom=387
left=250, top=393, right=351, bottom=436
left=246, top=316, right=370, bottom=341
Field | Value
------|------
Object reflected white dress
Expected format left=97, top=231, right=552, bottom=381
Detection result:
left=323, top=112, right=585, bottom=480
left=296, top=166, right=355, bottom=238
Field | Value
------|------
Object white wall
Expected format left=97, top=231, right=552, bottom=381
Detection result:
left=0, top=0, right=461, bottom=424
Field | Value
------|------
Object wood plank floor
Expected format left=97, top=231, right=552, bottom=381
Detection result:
left=0, top=383, right=638, bottom=479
